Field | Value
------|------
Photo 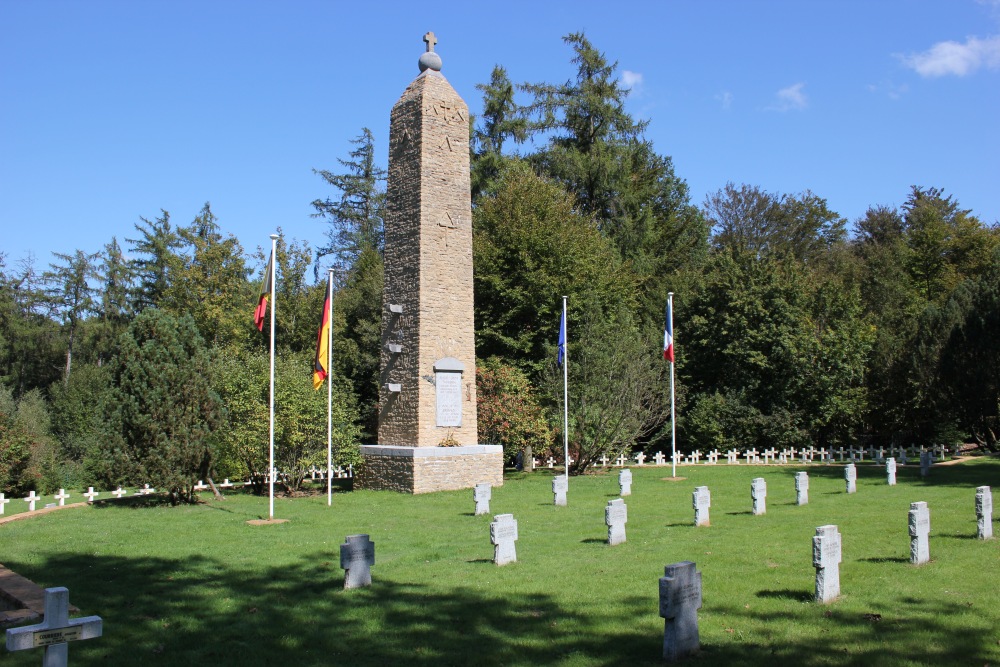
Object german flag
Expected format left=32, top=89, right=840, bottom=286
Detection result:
left=312, top=280, right=332, bottom=390
left=254, top=251, right=273, bottom=332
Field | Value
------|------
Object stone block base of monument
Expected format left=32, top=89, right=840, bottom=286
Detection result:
left=357, top=445, right=503, bottom=494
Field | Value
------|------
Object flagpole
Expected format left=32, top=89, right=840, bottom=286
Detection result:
left=562, top=296, right=569, bottom=484
left=326, top=268, right=334, bottom=507
left=669, top=292, right=677, bottom=479
left=268, top=233, right=278, bottom=520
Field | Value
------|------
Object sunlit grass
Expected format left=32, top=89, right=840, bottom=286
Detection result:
left=2, top=458, right=998, bottom=665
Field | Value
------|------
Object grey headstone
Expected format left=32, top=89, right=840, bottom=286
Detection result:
left=619, top=468, right=633, bottom=497
left=751, top=477, right=767, bottom=515
left=473, top=482, right=491, bottom=516
left=908, top=501, right=930, bottom=564
left=976, top=486, right=993, bottom=540
left=795, top=471, right=809, bottom=505
left=490, top=513, right=518, bottom=565
left=920, top=451, right=932, bottom=477
left=886, top=457, right=897, bottom=486
left=340, top=534, right=375, bottom=589
left=605, top=498, right=627, bottom=545
left=812, top=525, right=842, bottom=603
left=692, top=486, right=710, bottom=527
left=659, top=561, right=702, bottom=662
left=552, top=475, right=568, bottom=506
left=844, top=464, right=857, bottom=494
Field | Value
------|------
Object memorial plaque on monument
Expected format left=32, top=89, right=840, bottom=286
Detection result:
left=605, top=498, right=627, bottom=545
left=908, top=501, right=930, bottom=564
left=659, top=561, right=702, bottom=662
left=490, top=513, right=518, bottom=565
left=812, top=525, right=842, bottom=603
left=975, top=486, right=993, bottom=540
left=434, top=358, right=463, bottom=428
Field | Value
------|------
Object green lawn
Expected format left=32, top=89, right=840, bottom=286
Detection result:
left=2, top=458, right=998, bottom=666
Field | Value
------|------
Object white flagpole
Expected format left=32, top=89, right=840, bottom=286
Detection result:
left=327, top=268, right=334, bottom=507
left=669, top=292, right=677, bottom=479
left=268, top=233, right=278, bottom=520
left=562, top=295, right=570, bottom=484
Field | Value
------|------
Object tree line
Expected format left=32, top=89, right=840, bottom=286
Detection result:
left=2, top=33, right=997, bottom=500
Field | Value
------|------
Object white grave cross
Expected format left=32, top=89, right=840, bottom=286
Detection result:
left=83, top=488, right=99, bottom=504
left=605, top=498, right=627, bottom=546
left=5, top=587, right=102, bottom=667
left=0, top=493, right=9, bottom=515
left=111, top=487, right=126, bottom=499
left=54, top=489, right=70, bottom=506
left=659, top=560, right=702, bottom=662
left=24, top=490, right=39, bottom=511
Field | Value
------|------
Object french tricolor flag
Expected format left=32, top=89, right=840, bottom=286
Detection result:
left=663, top=295, right=674, bottom=363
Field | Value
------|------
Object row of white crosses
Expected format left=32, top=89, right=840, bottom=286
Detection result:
left=2, top=485, right=158, bottom=515
left=532, top=443, right=953, bottom=471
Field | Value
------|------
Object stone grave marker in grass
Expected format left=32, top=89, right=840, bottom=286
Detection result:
left=813, top=525, right=842, bottom=603
left=340, top=534, right=375, bottom=589
left=605, top=498, right=627, bottom=546
left=795, top=471, right=809, bottom=505
left=976, top=486, right=993, bottom=540
left=5, top=587, right=102, bottom=667
left=844, top=464, right=857, bottom=494
left=552, top=475, right=567, bottom=506
left=1, top=493, right=9, bottom=515
left=693, top=486, right=710, bottom=527
left=490, top=513, right=518, bottom=565
left=886, top=457, right=897, bottom=486
left=24, top=490, right=39, bottom=511
left=751, top=477, right=767, bottom=515
left=920, top=451, right=932, bottom=477
left=659, top=560, right=702, bottom=662
left=619, top=468, right=632, bottom=497
left=473, top=483, right=491, bottom=516
left=54, top=489, right=70, bottom=506
left=909, top=501, right=930, bottom=564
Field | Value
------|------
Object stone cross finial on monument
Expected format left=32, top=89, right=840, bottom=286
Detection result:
left=659, top=561, right=702, bottom=662
left=423, top=31, right=437, bottom=51
left=340, top=534, right=376, bottom=589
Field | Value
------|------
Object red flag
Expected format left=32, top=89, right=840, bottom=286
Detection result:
left=254, top=251, right=273, bottom=331
left=312, top=280, right=332, bottom=390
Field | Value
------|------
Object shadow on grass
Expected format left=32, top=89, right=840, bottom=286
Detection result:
left=937, top=532, right=977, bottom=540
left=755, top=589, right=812, bottom=602
left=859, top=556, right=909, bottom=564
left=7, top=552, right=667, bottom=666
left=580, top=538, right=606, bottom=544
left=726, top=511, right=753, bottom=516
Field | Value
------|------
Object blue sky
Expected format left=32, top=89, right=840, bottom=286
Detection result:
left=2, top=0, right=998, bottom=276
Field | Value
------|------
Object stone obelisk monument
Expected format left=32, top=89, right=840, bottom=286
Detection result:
left=356, top=33, right=503, bottom=493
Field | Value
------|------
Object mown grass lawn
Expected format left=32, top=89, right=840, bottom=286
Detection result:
left=2, top=458, right=998, bottom=666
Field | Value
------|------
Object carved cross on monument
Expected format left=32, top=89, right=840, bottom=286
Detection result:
left=5, top=587, right=102, bottom=667
left=423, top=31, right=437, bottom=52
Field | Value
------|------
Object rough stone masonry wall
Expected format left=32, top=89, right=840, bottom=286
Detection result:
left=356, top=447, right=503, bottom=494
left=379, top=69, right=478, bottom=448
